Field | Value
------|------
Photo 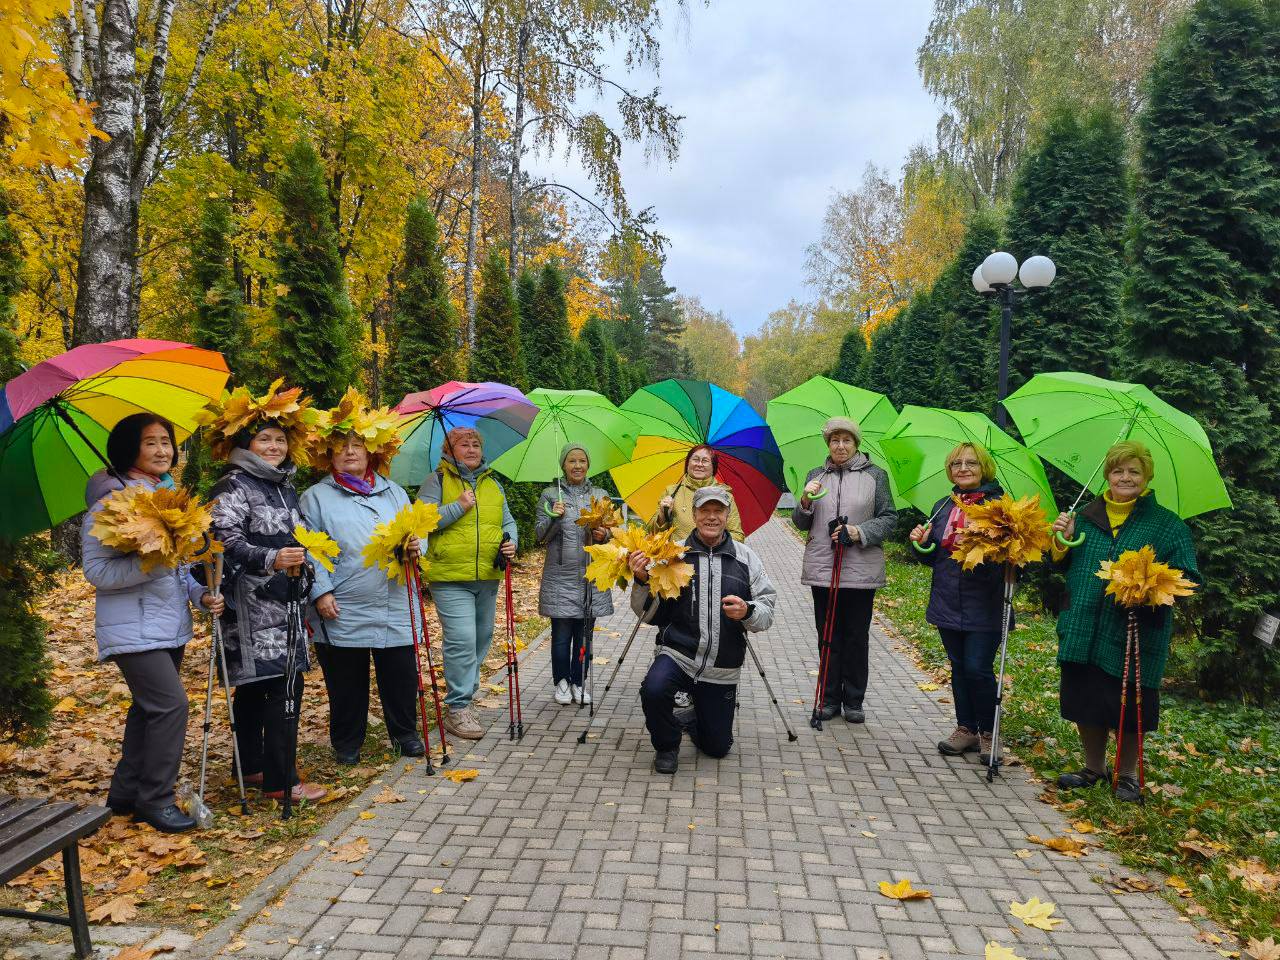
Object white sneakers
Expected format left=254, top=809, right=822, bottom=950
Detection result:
left=673, top=690, right=692, bottom=709
left=573, top=684, right=591, bottom=705
left=554, top=679, right=573, bottom=705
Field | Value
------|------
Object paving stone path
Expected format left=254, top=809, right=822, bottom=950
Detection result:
left=209, top=519, right=1221, bottom=960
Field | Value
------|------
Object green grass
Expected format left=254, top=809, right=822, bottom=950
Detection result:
left=878, top=543, right=1280, bottom=942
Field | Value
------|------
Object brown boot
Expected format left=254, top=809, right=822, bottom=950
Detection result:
left=938, top=726, right=979, bottom=756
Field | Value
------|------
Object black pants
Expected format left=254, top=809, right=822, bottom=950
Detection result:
left=811, top=586, right=875, bottom=710
left=550, top=618, right=591, bottom=686
left=233, top=673, right=303, bottom=792
left=639, top=654, right=736, bottom=757
left=314, top=643, right=419, bottom=755
left=109, top=646, right=188, bottom=812
left=938, top=628, right=1000, bottom=733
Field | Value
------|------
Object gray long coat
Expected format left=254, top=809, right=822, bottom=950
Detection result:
left=535, top=481, right=615, bottom=619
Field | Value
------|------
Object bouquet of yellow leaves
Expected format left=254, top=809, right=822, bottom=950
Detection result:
left=949, top=493, right=1052, bottom=571
left=1096, top=545, right=1196, bottom=608
left=574, top=496, right=623, bottom=531
left=293, top=525, right=340, bottom=573
left=195, top=378, right=315, bottom=465
left=362, top=501, right=442, bottom=585
left=91, top=485, right=220, bottom=573
left=582, top=525, right=694, bottom=600
left=309, top=387, right=404, bottom=475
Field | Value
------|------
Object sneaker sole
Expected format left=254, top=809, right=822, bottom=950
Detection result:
left=937, top=743, right=979, bottom=756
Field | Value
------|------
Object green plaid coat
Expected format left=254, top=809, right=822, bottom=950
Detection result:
left=1055, top=494, right=1199, bottom=686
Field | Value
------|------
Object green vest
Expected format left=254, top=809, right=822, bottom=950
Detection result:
left=426, top=461, right=506, bottom=582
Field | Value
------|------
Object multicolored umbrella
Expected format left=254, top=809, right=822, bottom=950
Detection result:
left=880, top=405, right=1058, bottom=521
left=390, top=381, right=539, bottom=490
left=490, top=388, right=636, bottom=483
left=765, top=375, right=902, bottom=503
left=609, top=379, right=785, bottom=536
left=1002, top=371, right=1231, bottom=520
left=0, top=339, right=230, bottom=539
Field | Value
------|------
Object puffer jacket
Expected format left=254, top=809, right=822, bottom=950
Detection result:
left=81, top=470, right=207, bottom=661
left=630, top=531, right=776, bottom=685
left=793, top=453, right=897, bottom=589
left=535, top=480, right=615, bottom=619
left=208, top=449, right=309, bottom=686
left=914, top=482, right=1008, bottom=632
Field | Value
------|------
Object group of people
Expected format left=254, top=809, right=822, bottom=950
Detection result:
left=82, top=390, right=1197, bottom=832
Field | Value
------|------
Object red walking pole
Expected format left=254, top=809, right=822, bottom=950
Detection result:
left=811, top=538, right=845, bottom=731
left=503, top=563, right=525, bottom=740
left=404, top=564, right=436, bottom=776
left=409, top=563, right=449, bottom=766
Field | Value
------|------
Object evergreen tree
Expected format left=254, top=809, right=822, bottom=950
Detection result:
left=1007, top=106, right=1129, bottom=392
left=1125, top=0, right=1280, bottom=696
left=890, top=294, right=945, bottom=408
left=572, top=336, right=599, bottom=394
left=384, top=197, right=460, bottom=403
left=522, top=264, right=572, bottom=390
left=639, top=259, right=684, bottom=380
left=861, top=318, right=903, bottom=405
left=830, top=326, right=867, bottom=386
left=470, top=248, right=527, bottom=389
left=0, top=187, right=54, bottom=737
left=932, top=210, right=1001, bottom=412
left=515, top=267, right=538, bottom=373
left=580, top=316, right=615, bottom=397
left=611, top=278, right=652, bottom=384
left=274, top=138, right=358, bottom=407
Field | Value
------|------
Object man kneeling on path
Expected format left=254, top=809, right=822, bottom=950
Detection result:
left=630, top=486, right=777, bottom=774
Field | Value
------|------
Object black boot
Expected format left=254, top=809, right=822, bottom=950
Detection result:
left=1056, top=766, right=1110, bottom=789
left=842, top=705, right=865, bottom=724
left=134, top=803, right=197, bottom=833
left=1114, top=774, right=1142, bottom=802
left=817, top=702, right=840, bottom=721
left=653, top=749, right=679, bottom=775
left=397, top=738, right=426, bottom=758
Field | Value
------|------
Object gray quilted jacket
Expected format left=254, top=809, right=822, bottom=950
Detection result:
left=535, top=481, right=615, bottom=619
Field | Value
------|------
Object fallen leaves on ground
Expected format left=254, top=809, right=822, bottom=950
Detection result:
left=1026, top=833, right=1088, bottom=858
left=1010, top=897, right=1063, bottom=931
left=373, top=786, right=405, bottom=804
left=878, top=879, right=931, bottom=901
left=985, top=944, right=1026, bottom=960
left=87, top=894, right=138, bottom=924
left=112, top=945, right=175, bottom=960
left=442, top=768, right=479, bottom=783
left=1246, top=937, right=1280, bottom=960
left=917, top=682, right=940, bottom=692
left=328, top=838, right=369, bottom=863
left=1227, top=860, right=1280, bottom=895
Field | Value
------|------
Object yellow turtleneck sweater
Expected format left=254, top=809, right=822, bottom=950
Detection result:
left=1052, top=490, right=1145, bottom=559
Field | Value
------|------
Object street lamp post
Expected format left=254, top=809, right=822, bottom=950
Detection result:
left=972, top=252, right=1056, bottom=427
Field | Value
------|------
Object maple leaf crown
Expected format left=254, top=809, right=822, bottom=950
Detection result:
left=309, top=387, right=405, bottom=475
left=195, top=378, right=316, bottom=466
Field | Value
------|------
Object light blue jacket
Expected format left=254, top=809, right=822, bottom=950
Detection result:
left=300, top=474, right=415, bottom=649
left=80, top=470, right=207, bottom=661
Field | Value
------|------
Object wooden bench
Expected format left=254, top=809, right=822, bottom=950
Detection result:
left=0, top=793, right=112, bottom=959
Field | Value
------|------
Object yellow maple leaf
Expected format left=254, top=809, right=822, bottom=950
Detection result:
left=1026, top=834, right=1088, bottom=857
left=648, top=558, right=694, bottom=600
left=878, top=879, right=932, bottom=901
left=293, top=526, right=340, bottom=573
left=1096, top=545, right=1196, bottom=608
left=1010, top=897, right=1063, bottom=931
left=584, top=540, right=632, bottom=592
left=195, top=378, right=315, bottom=466
left=985, top=944, right=1027, bottom=960
left=91, top=485, right=217, bottom=573
left=575, top=496, right=623, bottom=531
left=361, top=502, right=441, bottom=584
left=950, top=493, right=1051, bottom=570
left=1246, top=936, right=1280, bottom=960
left=309, top=387, right=405, bottom=475
left=442, top=768, right=479, bottom=783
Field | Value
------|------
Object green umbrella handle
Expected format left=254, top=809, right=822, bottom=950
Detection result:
left=805, top=486, right=828, bottom=501
left=911, top=524, right=937, bottom=554
left=1054, top=512, right=1086, bottom=548
left=543, top=500, right=561, bottom=519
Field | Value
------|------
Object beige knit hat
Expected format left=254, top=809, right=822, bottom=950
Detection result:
left=822, top=416, right=861, bottom=444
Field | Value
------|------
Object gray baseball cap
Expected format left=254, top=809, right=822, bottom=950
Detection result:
left=692, top=485, right=732, bottom=509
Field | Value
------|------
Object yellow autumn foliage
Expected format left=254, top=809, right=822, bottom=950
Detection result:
left=293, top=525, right=340, bottom=573
left=575, top=496, right=623, bottom=531
left=949, top=493, right=1051, bottom=570
left=362, top=502, right=441, bottom=585
left=309, top=388, right=405, bottom=475
left=1096, top=545, right=1196, bottom=608
left=195, top=378, right=316, bottom=465
left=581, top=524, right=693, bottom=600
left=90, top=486, right=219, bottom=573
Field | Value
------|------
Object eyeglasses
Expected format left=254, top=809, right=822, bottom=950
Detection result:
left=951, top=460, right=981, bottom=470
left=688, top=456, right=713, bottom=465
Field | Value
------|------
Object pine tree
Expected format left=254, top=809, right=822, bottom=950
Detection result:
left=639, top=259, right=684, bottom=380
left=384, top=197, right=460, bottom=403
left=612, top=279, right=652, bottom=384
left=1125, top=0, right=1280, bottom=696
left=522, top=264, right=572, bottom=390
left=0, top=187, right=54, bottom=738
left=274, top=138, right=358, bottom=407
left=1006, top=106, right=1129, bottom=392
left=932, top=210, right=1001, bottom=412
left=830, top=326, right=867, bottom=386
left=470, top=248, right=527, bottom=389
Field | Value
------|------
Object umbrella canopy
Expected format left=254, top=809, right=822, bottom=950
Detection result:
left=391, top=381, right=538, bottom=490
left=1002, top=371, right=1231, bottom=519
left=490, top=388, right=637, bottom=483
left=609, top=379, right=785, bottom=536
left=0, top=339, right=230, bottom=539
left=880, top=405, right=1057, bottom=521
left=766, top=375, right=901, bottom=502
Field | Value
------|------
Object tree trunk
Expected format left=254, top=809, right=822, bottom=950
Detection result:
left=72, top=0, right=139, bottom=345
left=507, top=21, right=529, bottom=286
left=463, top=32, right=487, bottom=347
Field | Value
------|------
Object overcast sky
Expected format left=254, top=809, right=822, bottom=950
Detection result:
left=528, top=0, right=942, bottom=338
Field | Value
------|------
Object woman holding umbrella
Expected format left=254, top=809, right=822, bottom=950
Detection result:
left=650, top=444, right=745, bottom=543
left=536, top=444, right=614, bottom=706
left=1049, top=441, right=1198, bottom=801
left=793, top=417, right=897, bottom=724
left=301, top=390, right=424, bottom=764
left=205, top=383, right=328, bottom=805
left=81, top=414, right=225, bottom=832
left=419, top=426, right=518, bottom=741
left=908, top=443, right=1005, bottom=760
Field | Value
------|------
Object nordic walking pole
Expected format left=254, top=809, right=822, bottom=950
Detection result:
left=1112, top=611, right=1145, bottom=804
left=811, top=527, right=846, bottom=731
left=578, top=569, right=594, bottom=714
left=197, top=559, right=220, bottom=816
left=201, top=554, right=248, bottom=815
left=986, top=565, right=1016, bottom=783
left=499, top=534, right=524, bottom=740
left=743, top=635, right=798, bottom=742
left=577, top=596, right=658, bottom=745
left=402, top=549, right=435, bottom=776
left=280, top=565, right=307, bottom=820
left=410, top=563, right=449, bottom=765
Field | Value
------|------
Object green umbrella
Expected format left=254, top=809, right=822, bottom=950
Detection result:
left=1002, top=372, right=1231, bottom=523
left=765, top=375, right=903, bottom=503
left=490, top=388, right=637, bottom=491
left=880, top=405, right=1058, bottom=541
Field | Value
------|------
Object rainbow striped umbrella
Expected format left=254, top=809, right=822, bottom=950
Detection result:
left=610, top=379, right=785, bottom=536
left=0, top=339, right=230, bottom=539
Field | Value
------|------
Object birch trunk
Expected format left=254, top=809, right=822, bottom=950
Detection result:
left=507, top=20, right=529, bottom=286
left=463, top=31, right=487, bottom=347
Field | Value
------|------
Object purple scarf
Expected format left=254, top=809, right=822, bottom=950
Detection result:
left=332, top=468, right=376, bottom=496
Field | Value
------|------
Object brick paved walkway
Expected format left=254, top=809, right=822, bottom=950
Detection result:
left=213, top=519, right=1220, bottom=960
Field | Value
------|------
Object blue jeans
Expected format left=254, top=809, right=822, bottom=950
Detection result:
left=639, top=654, right=736, bottom=757
left=430, top=581, right=499, bottom=709
left=550, top=618, right=591, bottom=686
left=938, top=628, right=1000, bottom=733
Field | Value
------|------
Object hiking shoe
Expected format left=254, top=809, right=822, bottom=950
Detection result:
left=444, top=706, right=484, bottom=740
left=1114, top=774, right=1142, bottom=803
left=843, top=706, right=865, bottom=724
left=572, top=684, right=591, bottom=705
left=1057, top=766, right=1111, bottom=789
left=653, top=749, right=679, bottom=775
left=554, top=679, right=572, bottom=705
left=673, top=690, right=692, bottom=709
left=817, top=702, right=839, bottom=721
left=979, top=732, right=995, bottom=765
left=938, top=726, right=979, bottom=756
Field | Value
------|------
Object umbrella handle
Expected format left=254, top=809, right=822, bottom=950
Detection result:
left=542, top=500, right=561, bottom=518
left=804, top=486, right=828, bottom=501
left=1054, top=512, right=1086, bottom=548
left=910, top=524, right=936, bottom=555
